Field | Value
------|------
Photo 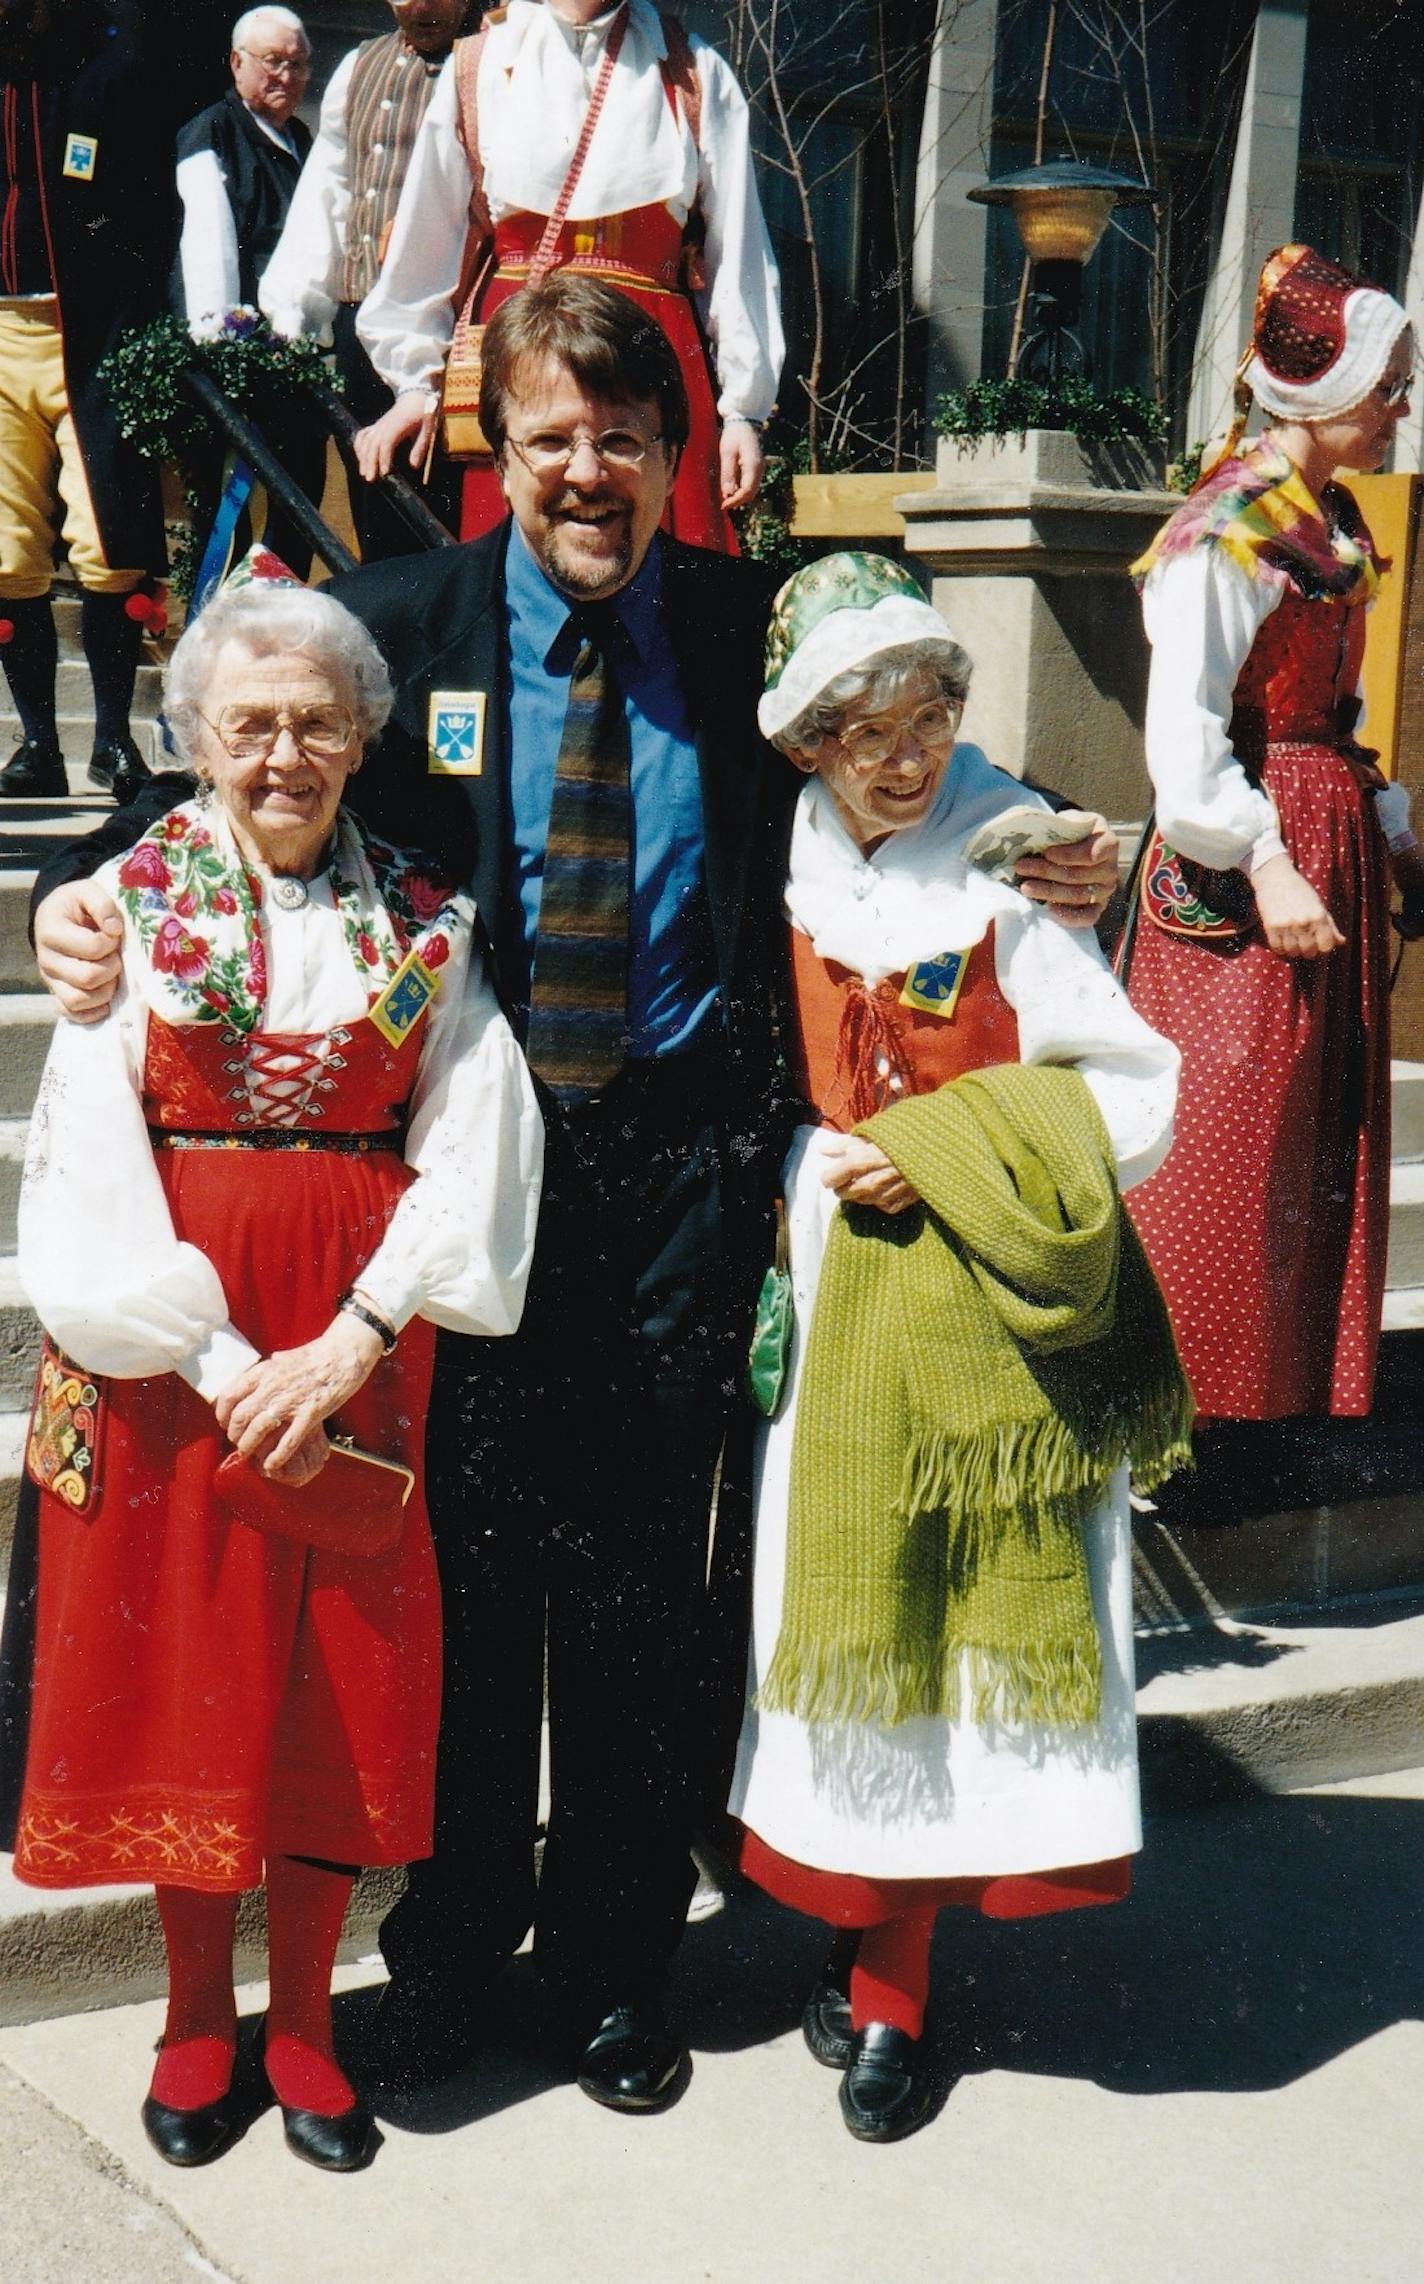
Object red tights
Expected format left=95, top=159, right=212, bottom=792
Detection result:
left=151, top=1857, right=358, bottom=2118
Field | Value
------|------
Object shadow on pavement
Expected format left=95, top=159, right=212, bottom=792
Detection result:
left=344, top=1780, right=1423, bottom=2129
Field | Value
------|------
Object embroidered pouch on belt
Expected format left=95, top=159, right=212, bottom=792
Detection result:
left=1140, top=828, right=1258, bottom=946
left=26, top=1340, right=105, bottom=1513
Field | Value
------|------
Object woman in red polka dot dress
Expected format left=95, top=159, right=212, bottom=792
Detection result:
left=1126, top=246, right=1424, bottom=1429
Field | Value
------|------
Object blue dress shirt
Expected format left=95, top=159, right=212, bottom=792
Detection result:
left=500, top=527, right=719, bottom=1058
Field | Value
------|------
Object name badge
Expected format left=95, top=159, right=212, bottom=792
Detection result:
left=62, top=133, right=98, bottom=181
left=427, top=689, right=485, bottom=776
left=900, top=950, right=968, bottom=1020
left=368, top=948, right=442, bottom=1047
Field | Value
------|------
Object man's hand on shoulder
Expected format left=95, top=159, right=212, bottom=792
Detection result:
left=35, top=883, right=124, bottom=1023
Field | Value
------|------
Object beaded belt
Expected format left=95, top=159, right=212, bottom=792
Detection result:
left=150, top=1129, right=401, bottom=1154
left=493, top=256, right=677, bottom=296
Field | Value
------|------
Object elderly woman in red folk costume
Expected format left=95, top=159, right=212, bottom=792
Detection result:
left=7, top=577, right=541, bottom=2172
left=1125, top=246, right=1424, bottom=1474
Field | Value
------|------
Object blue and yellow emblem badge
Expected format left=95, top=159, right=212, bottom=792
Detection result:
left=427, top=689, right=486, bottom=776
left=900, top=950, right=967, bottom=1020
left=62, top=133, right=98, bottom=181
left=369, top=948, right=442, bottom=1047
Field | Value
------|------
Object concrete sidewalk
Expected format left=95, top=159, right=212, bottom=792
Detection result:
left=2, top=1767, right=1421, bottom=2284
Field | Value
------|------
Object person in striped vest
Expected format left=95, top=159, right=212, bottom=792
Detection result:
left=260, top=1, right=474, bottom=555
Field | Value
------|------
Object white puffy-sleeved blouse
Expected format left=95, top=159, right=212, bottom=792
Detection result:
left=19, top=848, right=544, bottom=1405
left=354, top=0, right=783, bottom=424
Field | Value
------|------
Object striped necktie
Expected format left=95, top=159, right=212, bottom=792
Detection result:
left=524, top=606, right=633, bottom=1102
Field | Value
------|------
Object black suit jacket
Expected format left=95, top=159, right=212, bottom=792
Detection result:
left=35, top=524, right=798, bottom=1246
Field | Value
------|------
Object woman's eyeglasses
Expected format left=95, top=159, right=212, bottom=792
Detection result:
left=832, top=699, right=960, bottom=769
left=200, top=704, right=358, bottom=761
left=1377, top=371, right=1414, bottom=409
left=504, top=427, right=664, bottom=475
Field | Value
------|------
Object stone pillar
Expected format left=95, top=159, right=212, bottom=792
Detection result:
left=1393, top=184, right=1424, bottom=475
left=1186, top=0, right=1310, bottom=451
left=899, top=433, right=1175, bottom=823
left=913, top=0, right=1000, bottom=409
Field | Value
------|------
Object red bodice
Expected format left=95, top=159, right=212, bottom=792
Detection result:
left=1229, top=586, right=1367, bottom=768
left=493, top=203, right=687, bottom=293
left=789, top=923, right=1020, bottom=1133
left=142, top=1012, right=421, bottom=1135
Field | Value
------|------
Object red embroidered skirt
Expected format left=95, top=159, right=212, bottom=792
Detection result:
left=14, top=1146, right=442, bottom=1892
left=457, top=205, right=738, bottom=555
left=1127, top=741, right=1392, bottom=1419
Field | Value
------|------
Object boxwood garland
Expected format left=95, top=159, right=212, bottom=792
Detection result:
left=935, top=377, right=1168, bottom=453
left=99, top=309, right=337, bottom=599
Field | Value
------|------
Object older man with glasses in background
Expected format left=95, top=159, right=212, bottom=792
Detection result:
left=174, top=9, right=326, bottom=577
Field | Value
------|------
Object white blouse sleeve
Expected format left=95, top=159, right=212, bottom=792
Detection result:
left=344, top=927, right=544, bottom=1338
left=1141, top=548, right=1287, bottom=873
left=355, top=57, right=469, bottom=399
left=17, top=983, right=260, bottom=1402
left=176, top=148, right=243, bottom=339
left=259, top=47, right=357, bottom=341
left=690, top=40, right=784, bottom=423
left=994, top=903, right=1179, bottom=1193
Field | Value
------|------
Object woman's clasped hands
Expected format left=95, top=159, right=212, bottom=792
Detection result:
left=214, top=1311, right=388, bottom=1484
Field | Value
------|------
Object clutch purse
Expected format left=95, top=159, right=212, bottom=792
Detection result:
left=214, top=1438, right=414, bottom=1560
left=441, top=304, right=493, bottom=462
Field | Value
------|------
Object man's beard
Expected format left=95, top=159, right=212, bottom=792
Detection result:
left=543, top=508, right=634, bottom=599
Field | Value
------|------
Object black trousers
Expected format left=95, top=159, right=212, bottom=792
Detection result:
left=380, top=1046, right=755, bottom=2027
left=330, top=305, right=461, bottom=562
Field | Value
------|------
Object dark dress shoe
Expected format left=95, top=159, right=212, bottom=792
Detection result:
left=838, top=2023, right=935, bottom=2144
left=802, top=1972, right=856, bottom=2070
left=0, top=736, right=66, bottom=797
left=141, top=2090, right=242, bottom=2168
left=88, top=735, right=152, bottom=806
left=575, top=2005, right=688, bottom=2113
left=360, top=1974, right=487, bottom=2102
left=280, top=2098, right=376, bottom=2172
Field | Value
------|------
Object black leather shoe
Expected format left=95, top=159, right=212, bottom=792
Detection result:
left=280, top=2098, right=376, bottom=2172
left=838, top=2023, right=935, bottom=2144
left=0, top=736, right=65, bottom=797
left=575, top=2005, right=688, bottom=2114
left=360, top=1974, right=487, bottom=2102
left=88, top=735, right=151, bottom=806
left=141, top=2090, right=242, bottom=2168
left=802, top=1972, right=856, bottom=2070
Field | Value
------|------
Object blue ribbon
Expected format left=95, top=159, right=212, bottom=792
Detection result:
left=190, top=455, right=257, bottom=616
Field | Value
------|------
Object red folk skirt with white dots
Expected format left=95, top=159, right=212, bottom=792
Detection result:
left=457, top=206, right=738, bottom=555
left=13, top=1014, right=442, bottom=1893
left=1126, top=586, right=1392, bottom=1421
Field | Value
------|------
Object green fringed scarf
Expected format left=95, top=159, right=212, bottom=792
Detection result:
left=759, top=1064, right=1194, bottom=1732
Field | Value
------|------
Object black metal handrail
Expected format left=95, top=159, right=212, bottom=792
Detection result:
left=181, top=369, right=457, bottom=580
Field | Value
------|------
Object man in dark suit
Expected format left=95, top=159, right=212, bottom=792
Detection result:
left=27, top=272, right=794, bottom=2114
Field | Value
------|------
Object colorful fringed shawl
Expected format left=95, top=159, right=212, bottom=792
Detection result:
left=759, top=1064, right=1194, bottom=1732
left=1131, top=441, right=1382, bottom=606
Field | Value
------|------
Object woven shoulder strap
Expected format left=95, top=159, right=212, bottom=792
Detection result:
left=453, top=22, right=495, bottom=240
left=659, top=11, right=701, bottom=152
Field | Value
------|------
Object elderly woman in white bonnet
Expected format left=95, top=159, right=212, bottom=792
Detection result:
left=1126, top=245, right=1421, bottom=1451
left=725, top=551, right=1188, bottom=2144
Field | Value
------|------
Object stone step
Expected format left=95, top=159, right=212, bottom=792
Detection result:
left=0, top=1410, right=22, bottom=1564
left=0, top=1256, right=39, bottom=1412
left=0, top=1116, right=23, bottom=1253
left=1386, top=1162, right=1424, bottom=1287
left=0, top=716, right=169, bottom=774
left=1135, top=1602, right=1424, bottom=1807
left=1392, top=1058, right=1424, bottom=1162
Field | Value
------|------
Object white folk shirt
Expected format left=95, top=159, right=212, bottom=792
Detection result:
left=353, top=0, right=784, bottom=421
left=19, top=857, right=544, bottom=1404
left=1141, top=548, right=1411, bottom=874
